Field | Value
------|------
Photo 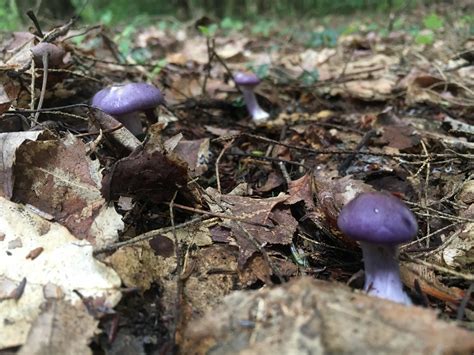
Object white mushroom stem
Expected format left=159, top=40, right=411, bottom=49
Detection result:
left=241, top=87, right=270, bottom=124
left=115, top=112, right=143, bottom=136
left=360, top=242, right=412, bottom=305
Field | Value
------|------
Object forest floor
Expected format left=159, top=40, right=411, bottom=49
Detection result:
left=0, top=1, right=473, bottom=354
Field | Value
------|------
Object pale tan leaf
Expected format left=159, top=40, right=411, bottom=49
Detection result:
left=183, top=277, right=474, bottom=354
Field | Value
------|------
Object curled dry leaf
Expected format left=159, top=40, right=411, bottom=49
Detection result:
left=285, top=173, right=315, bottom=210
left=100, top=148, right=191, bottom=203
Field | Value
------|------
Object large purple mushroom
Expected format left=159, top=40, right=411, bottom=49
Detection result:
left=337, top=192, right=418, bottom=305
left=233, top=72, right=270, bottom=124
left=92, top=83, right=163, bottom=136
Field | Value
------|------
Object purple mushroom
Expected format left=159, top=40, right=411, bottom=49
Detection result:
left=31, top=42, right=65, bottom=67
left=92, top=83, right=163, bottom=136
left=337, top=192, right=418, bottom=305
left=233, top=72, right=270, bottom=124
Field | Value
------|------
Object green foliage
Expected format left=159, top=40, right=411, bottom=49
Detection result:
left=251, top=20, right=275, bottom=37
left=299, top=69, right=319, bottom=85
left=246, top=64, right=270, bottom=79
left=4, top=0, right=423, bottom=30
left=409, top=13, right=444, bottom=46
left=198, top=24, right=218, bottom=37
left=148, top=59, right=168, bottom=79
left=414, top=31, right=434, bottom=45
left=250, top=150, right=265, bottom=157
left=0, top=0, right=21, bottom=30
left=392, top=18, right=405, bottom=30
left=220, top=17, right=244, bottom=32
left=306, top=29, right=339, bottom=48
left=423, top=13, right=444, bottom=31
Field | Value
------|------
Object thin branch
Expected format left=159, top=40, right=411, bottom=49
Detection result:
left=93, top=216, right=208, bottom=255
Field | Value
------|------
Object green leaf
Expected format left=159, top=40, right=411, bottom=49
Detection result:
left=393, top=18, right=405, bottom=30
left=251, top=20, right=274, bottom=37
left=71, top=35, right=86, bottom=45
left=100, top=10, right=113, bottom=25
left=415, top=32, right=434, bottom=45
left=198, top=24, right=218, bottom=37
left=150, top=59, right=168, bottom=76
left=307, top=29, right=339, bottom=48
left=299, top=70, right=320, bottom=85
left=248, top=64, right=270, bottom=79
left=220, top=17, right=243, bottom=31
left=423, top=13, right=444, bottom=30
left=251, top=150, right=265, bottom=157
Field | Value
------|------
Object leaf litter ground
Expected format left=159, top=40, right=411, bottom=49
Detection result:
left=0, top=2, right=473, bottom=354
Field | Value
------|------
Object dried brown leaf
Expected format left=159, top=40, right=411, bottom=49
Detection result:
left=18, top=300, right=98, bottom=355
left=286, top=173, right=315, bottom=210
left=205, top=188, right=298, bottom=265
left=0, top=131, right=42, bottom=199
left=13, top=134, right=123, bottom=244
left=101, top=149, right=190, bottom=203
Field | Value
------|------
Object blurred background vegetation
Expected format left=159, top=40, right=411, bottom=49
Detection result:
left=0, top=0, right=460, bottom=30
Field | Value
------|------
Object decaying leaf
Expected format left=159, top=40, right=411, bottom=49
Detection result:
left=329, top=54, right=399, bottom=100
left=171, top=137, right=211, bottom=176
left=110, top=241, right=240, bottom=322
left=100, top=127, right=197, bottom=204
left=0, top=131, right=42, bottom=199
left=0, top=83, right=14, bottom=115
left=109, top=219, right=215, bottom=291
left=205, top=188, right=298, bottom=266
left=379, top=125, right=421, bottom=150
left=182, top=277, right=474, bottom=354
left=13, top=134, right=123, bottom=246
left=400, top=262, right=465, bottom=304
left=404, top=73, right=472, bottom=107
left=0, top=197, right=121, bottom=349
left=440, top=182, right=474, bottom=270
left=285, top=173, right=315, bottom=210
left=18, top=300, right=98, bottom=355
left=334, top=75, right=398, bottom=100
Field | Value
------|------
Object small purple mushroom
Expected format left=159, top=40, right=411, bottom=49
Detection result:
left=31, top=42, right=65, bottom=67
left=92, top=83, right=163, bottom=136
left=233, top=72, right=270, bottom=124
left=337, top=192, right=418, bottom=305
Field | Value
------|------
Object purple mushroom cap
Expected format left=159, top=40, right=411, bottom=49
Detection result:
left=337, top=192, right=418, bottom=245
left=31, top=42, right=65, bottom=67
left=233, top=72, right=261, bottom=87
left=92, top=83, right=163, bottom=116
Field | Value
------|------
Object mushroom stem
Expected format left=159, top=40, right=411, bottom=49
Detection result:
left=360, top=242, right=412, bottom=305
left=116, top=112, right=143, bottom=136
left=241, top=88, right=270, bottom=124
